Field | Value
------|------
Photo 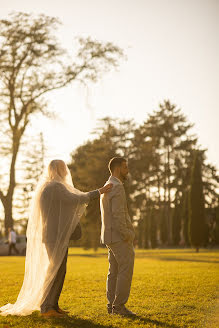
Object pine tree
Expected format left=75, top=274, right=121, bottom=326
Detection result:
left=150, top=208, right=157, bottom=249
left=172, top=205, right=181, bottom=246
left=214, top=206, right=219, bottom=245
left=137, top=218, right=143, bottom=248
left=160, top=207, right=168, bottom=246
left=69, top=117, right=134, bottom=250
left=142, top=211, right=150, bottom=249
left=131, top=100, right=197, bottom=245
left=189, top=152, right=205, bottom=252
left=182, top=191, right=190, bottom=246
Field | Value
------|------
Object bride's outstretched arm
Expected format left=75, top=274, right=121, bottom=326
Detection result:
left=55, top=182, right=112, bottom=204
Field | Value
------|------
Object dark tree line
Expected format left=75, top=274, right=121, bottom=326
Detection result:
left=68, top=100, right=219, bottom=250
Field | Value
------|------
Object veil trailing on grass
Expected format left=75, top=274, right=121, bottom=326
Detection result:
left=0, top=161, right=89, bottom=316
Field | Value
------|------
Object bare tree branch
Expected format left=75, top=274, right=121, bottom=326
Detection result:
left=0, top=11, right=124, bottom=230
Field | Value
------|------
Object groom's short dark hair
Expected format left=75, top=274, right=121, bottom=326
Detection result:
left=108, top=157, right=127, bottom=173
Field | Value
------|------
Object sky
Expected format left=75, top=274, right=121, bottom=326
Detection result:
left=1, top=0, right=219, bottom=168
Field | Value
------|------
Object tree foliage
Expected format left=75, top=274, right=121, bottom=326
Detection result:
left=68, top=103, right=219, bottom=249
left=0, top=12, right=123, bottom=230
left=69, top=117, right=134, bottom=249
left=189, top=152, right=206, bottom=252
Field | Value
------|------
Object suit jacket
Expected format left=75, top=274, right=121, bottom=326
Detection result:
left=100, top=176, right=135, bottom=245
left=40, top=181, right=99, bottom=243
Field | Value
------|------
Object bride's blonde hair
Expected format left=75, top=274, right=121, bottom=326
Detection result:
left=48, top=159, right=67, bottom=181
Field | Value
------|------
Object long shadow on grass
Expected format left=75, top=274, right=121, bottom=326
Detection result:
left=33, top=312, right=180, bottom=328
left=129, top=315, right=180, bottom=328
left=41, top=315, right=115, bottom=328
left=3, top=313, right=114, bottom=328
left=1, top=313, right=182, bottom=328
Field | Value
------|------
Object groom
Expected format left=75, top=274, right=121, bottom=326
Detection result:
left=100, top=157, right=135, bottom=316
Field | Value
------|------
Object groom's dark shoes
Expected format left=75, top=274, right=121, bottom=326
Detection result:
left=107, top=304, right=113, bottom=314
left=112, top=305, right=136, bottom=317
left=57, top=307, right=69, bottom=315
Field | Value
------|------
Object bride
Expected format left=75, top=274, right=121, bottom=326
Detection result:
left=0, top=159, right=112, bottom=317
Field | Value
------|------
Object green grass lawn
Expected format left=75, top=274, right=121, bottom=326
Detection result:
left=0, top=248, right=218, bottom=328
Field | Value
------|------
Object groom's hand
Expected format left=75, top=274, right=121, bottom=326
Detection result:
left=98, top=183, right=113, bottom=194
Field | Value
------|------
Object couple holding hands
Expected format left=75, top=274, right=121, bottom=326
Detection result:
left=0, top=157, right=135, bottom=318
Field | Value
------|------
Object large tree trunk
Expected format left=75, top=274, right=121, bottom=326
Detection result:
left=4, top=198, right=14, bottom=232
left=2, top=132, right=21, bottom=232
left=167, top=146, right=171, bottom=208
left=157, top=173, right=161, bottom=205
left=166, top=147, right=172, bottom=244
left=143, top=212, right=149, bottom=249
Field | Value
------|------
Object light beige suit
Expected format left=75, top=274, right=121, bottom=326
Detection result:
left=100, top=176, right=135, bottom=309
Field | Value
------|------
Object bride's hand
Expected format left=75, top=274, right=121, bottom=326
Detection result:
left=98, top=183, right=113, bottom=194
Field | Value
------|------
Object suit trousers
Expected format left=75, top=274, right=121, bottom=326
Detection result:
left=106, top=240, right=135, bottom=308
left=40, top=247, right=68, bottom=313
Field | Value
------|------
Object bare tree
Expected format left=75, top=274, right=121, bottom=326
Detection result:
left=0, top=12, right=124, bottom=230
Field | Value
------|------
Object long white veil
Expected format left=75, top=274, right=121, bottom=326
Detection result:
left=0, top=161, right=88, bottom=316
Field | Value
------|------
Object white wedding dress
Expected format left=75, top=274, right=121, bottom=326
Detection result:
left=0, top=167, right=88, bottom=316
